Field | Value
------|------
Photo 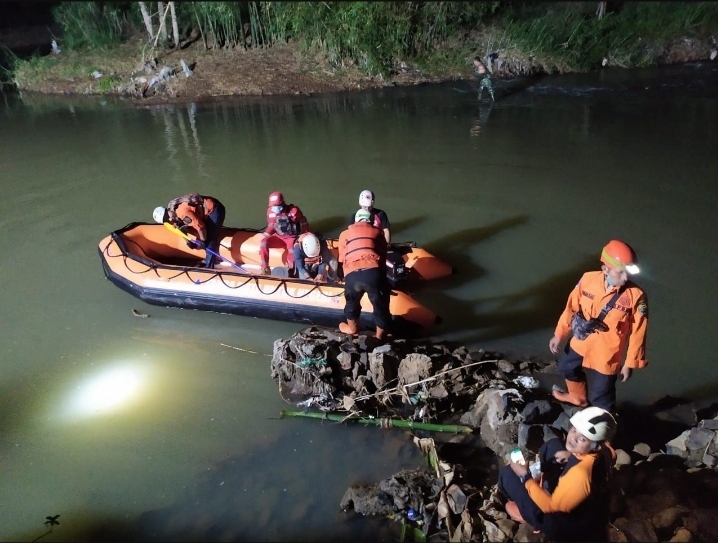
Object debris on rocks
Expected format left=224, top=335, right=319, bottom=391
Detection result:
left=268, top=328, right=718, bottom=542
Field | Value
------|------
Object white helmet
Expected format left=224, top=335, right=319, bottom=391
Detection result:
left=359, top=189, right=374, bottom=207
left=301, top=233, right=321, bottom=258
left=569, top=406, right=617, bottom=442
left=153, top=206, right=166, bottom=224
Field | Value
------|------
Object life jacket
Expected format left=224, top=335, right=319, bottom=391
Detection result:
left=342, top=222, right=382, bottom=275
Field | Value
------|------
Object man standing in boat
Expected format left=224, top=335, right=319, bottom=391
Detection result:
left=260, top=191, right=310, bottom=276
left=349, top=189, right=391, bottom=244
left=153, top=193, right=226, bottom=268
left=337, top=209, right=391, bottom=340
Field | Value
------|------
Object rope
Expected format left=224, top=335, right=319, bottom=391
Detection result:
left=102, top=235, right=344, bottom=299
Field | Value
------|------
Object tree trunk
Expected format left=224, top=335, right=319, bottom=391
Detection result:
left=138, top=2, right=154, bottom=41
left=170, top=2, right=180, bottom=49
left=157, top=2, right=168, bottom=42
left=152, top=2, right=172, bottom=48
left=596, top=1, right=607, bottom=20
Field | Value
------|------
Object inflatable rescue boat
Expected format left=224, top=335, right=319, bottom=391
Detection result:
left=98, top=222, right=444, bottom=333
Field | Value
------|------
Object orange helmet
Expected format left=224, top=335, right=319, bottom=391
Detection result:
left=268, top=191, right=285, bottom=207
left=600, top=240, right=639, bottom=274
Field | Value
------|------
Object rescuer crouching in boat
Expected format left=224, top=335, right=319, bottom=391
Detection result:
left=337, top=209, right=391, bottom=340
left=292, top=232, right=339, bottom=283
left=153, top=192, right=226, bottom=268
left=497, top=406, right=617, bottom=542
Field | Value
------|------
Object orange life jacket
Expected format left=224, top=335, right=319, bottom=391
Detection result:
left=339, top=222, right=382, bottom=276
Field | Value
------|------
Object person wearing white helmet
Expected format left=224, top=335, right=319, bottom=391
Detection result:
left=350, top=190, right=391, bottom=244
left=337, top=209, right=391, bottom=339
left=497, top=406, right=617, bottom=542
left=292, top=232, right=338, bottom=283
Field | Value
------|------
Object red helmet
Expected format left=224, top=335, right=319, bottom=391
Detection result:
left=268, top=191, right=285, bottom=207
left=600, top=240, right=639, bottom=274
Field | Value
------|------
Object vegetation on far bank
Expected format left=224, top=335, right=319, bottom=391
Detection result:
left=3, top=1, right=718, bottom=96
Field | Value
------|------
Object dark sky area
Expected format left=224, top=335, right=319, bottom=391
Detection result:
left=0, top=2, right=59, bottom=30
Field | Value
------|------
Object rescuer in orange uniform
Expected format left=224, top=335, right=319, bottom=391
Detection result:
left=154, top=193, right=226, bottom=268
left=549, top=240, right=649, bottom=414
left=337, top=209, right=390, bottom=339
left=498, top=406, right=618, bottom=542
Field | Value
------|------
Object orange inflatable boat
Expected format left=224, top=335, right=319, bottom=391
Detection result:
left=98, top=222, right=443, bottom=334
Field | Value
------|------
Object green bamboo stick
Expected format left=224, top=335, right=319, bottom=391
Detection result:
left=280, top=410, right=473, bottom=434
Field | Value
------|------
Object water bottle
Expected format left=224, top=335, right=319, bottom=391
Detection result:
left=529, top=461, right=541, bottom=480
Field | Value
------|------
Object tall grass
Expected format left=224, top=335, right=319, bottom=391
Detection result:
left=267, top=2, right=500, bottom=76
left=52, top=2, right=136, bottom=50
left=500, top=2, right=718, bottom=72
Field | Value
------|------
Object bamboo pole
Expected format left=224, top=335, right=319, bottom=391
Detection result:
left=280, top=410, right=473, bottom=434
left=138, top=2, right=154, bottom=41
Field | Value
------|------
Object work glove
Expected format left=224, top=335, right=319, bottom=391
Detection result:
left=186, top=239, right=205, bottom=250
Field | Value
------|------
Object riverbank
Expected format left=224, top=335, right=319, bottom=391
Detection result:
left=5, top=21, right=717, bottom=105
left=272, top=327, right=718, bottom=543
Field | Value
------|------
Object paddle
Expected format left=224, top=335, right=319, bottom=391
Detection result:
left=163, top=222, right=248, bottom=273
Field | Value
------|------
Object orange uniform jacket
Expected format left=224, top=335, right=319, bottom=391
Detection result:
left=338, top=222, right=386, bottom=276
left=174, top=197, right=217, bottom=242
left=525, top=444, right=616, bottom=513
left=554, top=271, right=648, bottom=376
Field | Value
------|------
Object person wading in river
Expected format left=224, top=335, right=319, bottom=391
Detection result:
left=549, top=240, right=649, bottom=414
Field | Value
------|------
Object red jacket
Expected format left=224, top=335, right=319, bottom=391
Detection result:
left=265, top=204, right=309, bottom=237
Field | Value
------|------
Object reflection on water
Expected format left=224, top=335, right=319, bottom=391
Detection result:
left=1, top=63, right=718, bottom=540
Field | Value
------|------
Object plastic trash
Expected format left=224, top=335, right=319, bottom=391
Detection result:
left=92, top=71, right=103, bottom=79
left=180, top=59, right=194, bottom=77
left=51, top=40, right=61, bottom=54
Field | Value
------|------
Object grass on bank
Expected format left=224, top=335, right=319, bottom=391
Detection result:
left=7, top=1, right=718, bottom=93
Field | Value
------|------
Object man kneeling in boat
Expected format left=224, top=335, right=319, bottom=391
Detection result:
left=293, top=232, right=338, bottom=283
left=337, top=209, right=391, bottom=339
left=260, top=191, right=310, bottom=276
left=154, top=193, right=226, bottom=268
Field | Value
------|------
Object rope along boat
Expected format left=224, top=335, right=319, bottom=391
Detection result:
left=98, top=222, right=443, bottom=333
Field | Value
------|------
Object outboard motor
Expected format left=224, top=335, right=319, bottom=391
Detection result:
left=386, top=250, right=409, bottom=288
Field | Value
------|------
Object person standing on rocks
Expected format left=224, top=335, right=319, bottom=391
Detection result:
left=549, top=240, right=649, bottom=414
left=337, top=209, right=390, bottom=339
left=498, top=406, right=618, bottom=542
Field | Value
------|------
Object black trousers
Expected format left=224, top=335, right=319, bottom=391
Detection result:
left=498, top=441, right=609, bottom=543
left=343, top=267, right=391, bottom=330
left=203, top=201, right=226, bottom=267
left=557, top=344, right=618, bottom=413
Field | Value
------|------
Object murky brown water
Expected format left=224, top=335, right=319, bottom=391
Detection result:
left=1, top=62, right=717, bottom=540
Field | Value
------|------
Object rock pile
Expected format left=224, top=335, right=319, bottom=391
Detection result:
left=272, top=328, right=718, bottom=542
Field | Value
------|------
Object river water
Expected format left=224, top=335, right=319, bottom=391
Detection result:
left=1, top=62, right=717, bottom=541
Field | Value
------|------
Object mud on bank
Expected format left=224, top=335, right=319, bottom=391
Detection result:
left=6, top=25, right=718, bottom=105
